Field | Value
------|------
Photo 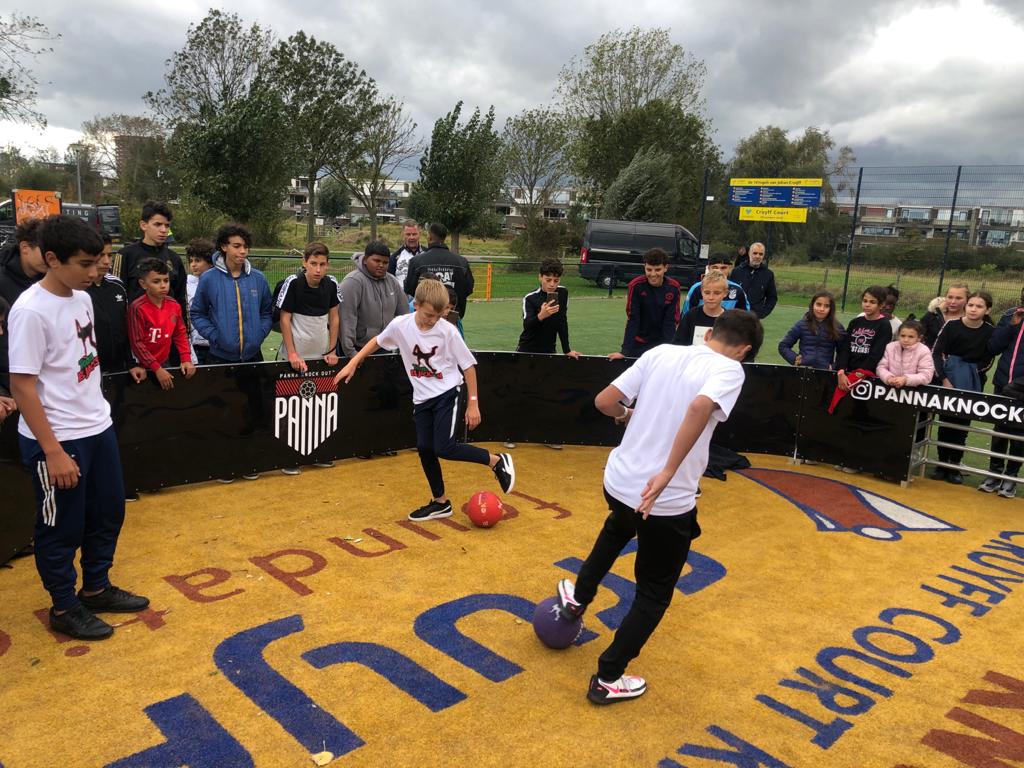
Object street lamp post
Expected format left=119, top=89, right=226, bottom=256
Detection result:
left=69, top=143, right=85, bottom=203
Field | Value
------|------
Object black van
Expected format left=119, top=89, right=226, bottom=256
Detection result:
left=578, top=219, right=703, bottom=289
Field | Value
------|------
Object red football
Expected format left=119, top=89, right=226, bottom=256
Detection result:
left=465, top=491, right=504, bottom=528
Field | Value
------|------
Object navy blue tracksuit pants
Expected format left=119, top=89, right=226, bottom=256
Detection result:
left=414, top=386, right=489, bottom=499
left=20, top=426, right=125, bottom=611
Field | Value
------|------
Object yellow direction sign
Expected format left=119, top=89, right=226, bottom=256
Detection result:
left=738, top=206, right=808, bottom=223
left=729, top=178, right=822, bottom=187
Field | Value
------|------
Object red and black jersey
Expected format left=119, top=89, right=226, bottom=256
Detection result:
left=128, top=294, right=191, bottom=371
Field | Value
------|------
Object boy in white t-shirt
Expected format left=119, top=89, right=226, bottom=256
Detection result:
left=556, top=309, right=762, bottom=704
left=8, top=215, right=149, bottom=642
left=334, top=279, right=515, bottom=520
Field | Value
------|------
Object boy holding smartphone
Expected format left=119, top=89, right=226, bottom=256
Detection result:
left=516, top=258, right=580, bottom=360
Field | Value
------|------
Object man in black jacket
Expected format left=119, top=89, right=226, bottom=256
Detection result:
left=403, top=222, right=474, bottom=318
left=0, top=217, right=46, bottom=410
left=118, top=200, right=188, bottom=319
left=732, top=242, right=777, bottom=319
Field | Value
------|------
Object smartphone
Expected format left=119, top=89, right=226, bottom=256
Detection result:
left=546, top=291, right=559, bottom=306
left=445, top=308, right=461, bottom=326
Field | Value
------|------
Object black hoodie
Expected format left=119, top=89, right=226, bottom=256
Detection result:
left=0, top=242, right=45, bottom=397
left=118, top=239, right=189, bottom=323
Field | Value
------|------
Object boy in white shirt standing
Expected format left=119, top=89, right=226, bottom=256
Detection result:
left=9, top=215, right=149, bottom=641
left=556, top=309, right=762, bottom=704
left=334, top=279, right=515, bottom=520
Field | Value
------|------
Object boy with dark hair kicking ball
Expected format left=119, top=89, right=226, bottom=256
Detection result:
left=334, top=278, right=515, bottom=520
left=8, top=215, right=150, bottom=640
left=556, top=309, right=762, bottom=704
left=608, top=248, right=681, bottom=360
left=128, top=257, right=195, bottom=390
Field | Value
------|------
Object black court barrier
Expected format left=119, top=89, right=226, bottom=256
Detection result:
left=4, top=353, right=1019, bottom=565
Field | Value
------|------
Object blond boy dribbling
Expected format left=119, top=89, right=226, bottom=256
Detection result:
left=333, top=279, right=515, bottom=520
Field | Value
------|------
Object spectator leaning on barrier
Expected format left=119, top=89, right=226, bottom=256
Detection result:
left=185, top=238, right=214, bottom=365
left=681, top=253, right=750, bottom=314
left=922, top=282, right=969, bottom=350
left=931, top=291, right=995, bottom=486
left=0, top=218, right=46, bottom=410
left=979, top=291, right=1024, bottom=499
left=190, top=223, right=272, bottom=364
left=276, top=242, right=340, bottom=371
left=0, top=295, right=13, bottom=424
left=118, top=200, right=189, bottom=315
left=339, top=240, right=407, bottom=359
left=87, top=233, right=136, bottom=376
left=403, top=222, right=474, bottom=319
left=516, top=257, right=579, bottom=359
left=731, top=242, right=777, bottom=319
left=128, top=257, right=195, bottom=391
left=389, top=220, right=423, bottom=293
left=609, top=248, right=681, bottom=360
left=778, top=291, right=845, bottom=370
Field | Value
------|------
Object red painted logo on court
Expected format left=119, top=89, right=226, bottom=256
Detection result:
left=737, top=469, right=962, bottom=540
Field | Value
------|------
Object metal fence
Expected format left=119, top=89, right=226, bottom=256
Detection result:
left=835, top=165, right=1024, bottom=314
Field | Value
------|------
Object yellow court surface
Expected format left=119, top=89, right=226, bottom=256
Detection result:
left=0, top=447, right=1020, bottom=768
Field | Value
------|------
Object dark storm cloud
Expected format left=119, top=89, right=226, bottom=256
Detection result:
left=8, top=0, right=1024, bottom=168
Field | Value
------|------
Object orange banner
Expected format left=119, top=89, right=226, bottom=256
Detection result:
left=13, top=188, right=61, bottom=223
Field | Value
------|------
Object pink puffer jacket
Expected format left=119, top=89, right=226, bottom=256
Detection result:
left=877, top=340, right=935, bottom=386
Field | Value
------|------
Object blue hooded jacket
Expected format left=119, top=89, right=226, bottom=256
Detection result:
left=190, top=252, right=272, bottom=362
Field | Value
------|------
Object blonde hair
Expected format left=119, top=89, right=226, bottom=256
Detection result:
left=701, top=270, right=728, bottom=289
left=414, top=278, right=450, bottom=311
left=946, top=281, right=970, bottom=298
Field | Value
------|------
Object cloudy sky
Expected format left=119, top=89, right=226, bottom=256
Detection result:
left=2, top=0, right=1024, bottom=171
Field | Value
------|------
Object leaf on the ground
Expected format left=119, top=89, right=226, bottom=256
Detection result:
left=311, top=751, right=334, bottom=766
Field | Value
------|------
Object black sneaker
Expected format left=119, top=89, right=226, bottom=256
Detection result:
left=946, top=470, right=964, bottom=485
left=408, top=500, right=453, bottom=521
left=78, top=586, right=150, bottom=613
left=493, top=453, right=516, bottom=494
left=587, top=673, right=647, bottom=705
left=931, top=467, right=948, bottom=481
left=556, top=578, right=585, bottom=620
left=49, top=605, right=113, bottom=640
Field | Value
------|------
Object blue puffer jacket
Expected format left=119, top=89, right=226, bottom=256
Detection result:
left=778, top=318, right=846, bottom=370
left=190, top=253, right=273, bottom=362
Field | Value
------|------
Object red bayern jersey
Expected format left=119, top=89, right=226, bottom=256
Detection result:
left=128, top=294, right=191, bottom=371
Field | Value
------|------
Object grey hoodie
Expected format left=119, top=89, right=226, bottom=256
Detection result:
left=338, top=260, right=408, bottom=357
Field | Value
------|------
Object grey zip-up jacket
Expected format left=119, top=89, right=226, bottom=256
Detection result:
left=338, top=259, right=409, bottom=357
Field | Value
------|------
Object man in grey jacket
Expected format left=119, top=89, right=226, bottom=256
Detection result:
left=338, top=240, right=409, bottom=358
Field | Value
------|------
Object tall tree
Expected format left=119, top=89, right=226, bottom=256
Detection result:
left=268, top=31, right=377, bottom=242
left=81, top=114, right=171, bottom=203
left=171, top=77, right=294, bottom=225
left=501, top=107, right=569, bottom=262
left=144, top=9, right=272, bottom=123
left=726, top=125, right=855, bottom=252
left=331, top=96, right=420, bottom=240
left=316, top=176, right=350, bottom=219
left=601, top=147, right=680, bottom=222
left=0, top=14, right=57, bottom=127
left=150, top=10, right=293, bottom=229
left=572, top=99, right=720, bottom=223
left=406, top=102, right=502, bottom=254
left=502, top=107, right=569, bottom=221
left=557, top=27, right=707, bottom=122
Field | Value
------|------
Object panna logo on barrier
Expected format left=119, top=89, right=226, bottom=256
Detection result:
left=274, top=374, right=339, bottom=455
left=849, top=381, right=1024, bottom=425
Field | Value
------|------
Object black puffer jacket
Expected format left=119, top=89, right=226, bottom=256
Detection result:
left=0, top=242, right=44, bottom=398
